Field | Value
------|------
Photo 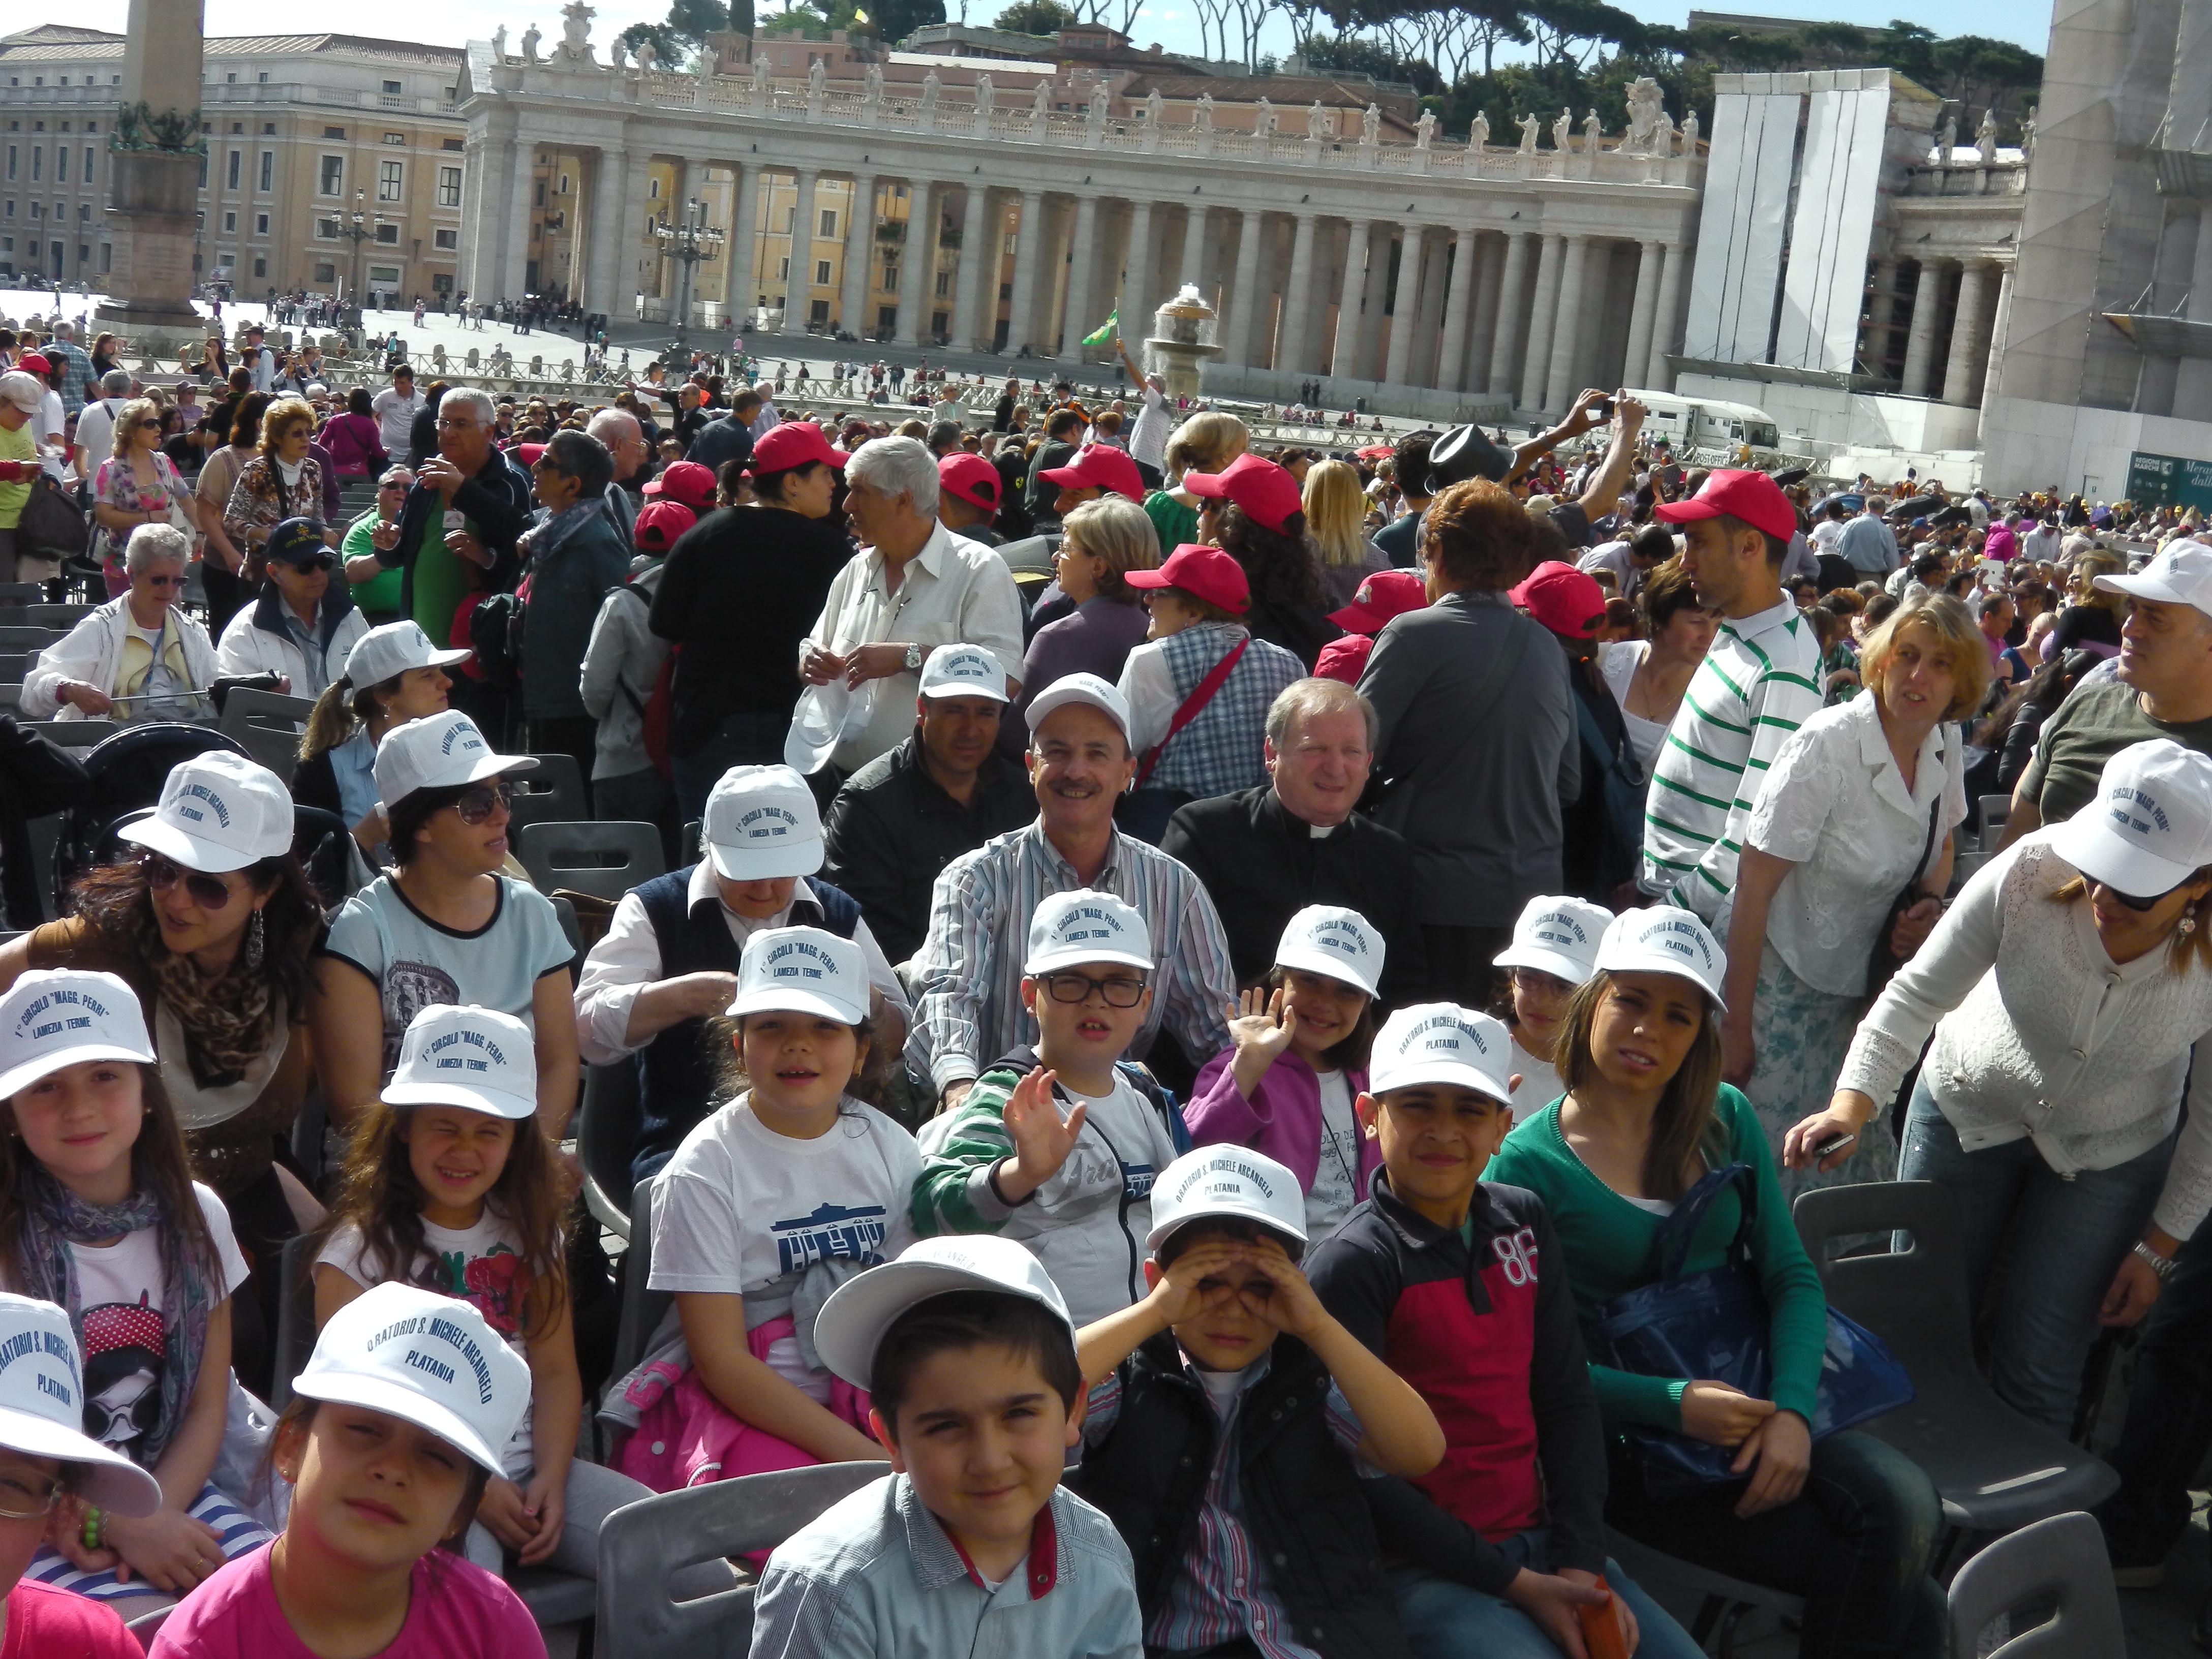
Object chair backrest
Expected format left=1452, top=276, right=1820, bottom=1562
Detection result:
left=16, top=719, right=120, bottom=748
left=1792, top=1180, right=1978, bottom=1387
left=124, top=1605, right=172, bottom=1640
left=517, top=818, right=666, bottom=904
left=596, top=1463, right=893, bottom=1656
left=506, top=752, right=588, bottom=834
left=230, top=719, right=303, bottom=784
left=24, top=603, right=93, bottom=627
left=1947, top=1511, right=2126, bottom=1657
left=220, top=686, right=318, bottom=739
left=271, top=1233, right=321, bottom=1410
left=0, top=651, right=25, bottom=686
left=0, top=582, right=42, bottom=606
left=0, top=625, right=60, bottom=650
left=580, top=1059, right=642, bottom=1240
left=680, top=817, right=701, bottom=867
left=610, top=1175, right=668, bottom=1389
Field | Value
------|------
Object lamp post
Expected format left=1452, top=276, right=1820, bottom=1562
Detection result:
left=337, top=187, right=391, bottom=320
left=651, top=195, right=724, bottom=360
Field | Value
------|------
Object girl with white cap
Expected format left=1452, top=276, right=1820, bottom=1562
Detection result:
left=147, top=1283, right=545, bottom=1656
left=1184, top=904, right=1385, bottom=1235
left=0, top=970, right=273, bottom=1624
left=1490, top=909, right=1946, bottom=1659
left=1793, top=739, right=2212, bottom=1435
left=293, top=620, right=473, bottom=859
left=1490, top=896, right=1611, bottom=1122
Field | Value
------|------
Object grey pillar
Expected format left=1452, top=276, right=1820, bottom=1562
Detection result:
left=1941, top=260, right=1993, bottom=406
left=1543, top=234, right=1593, bottom=414
left=839, top=173, right=876, bottom=335
left=1901, top=259, right=1946, bottom=397
left=896, top=180, right=937, bottom=347
left=1331, top=218, right=1370, bottom=381
left=1059, top=192, right=1101, bottom=362
left=585, top=142, right=628, bottom=317
left=1645, top=242, right=1685, bottom=389
left=501, top=133, right=537, bottom=301
left=1622, top=239, right=1664, bottom=393
left=1436, top=226, right=1480, bottom=392
left=1005, top=187, right=1045, bottom=354
left=1122, top=197, right=1156, bottom=347
left=1383, top=225, right=1425, bottom=385
left=950, top=183, right=991, bottom=351
left=1223, top=207, right=1266, bottom=367
left=1865, top=258, right=1900, bottom=376
left=723, top=158, right=761, bottom=322
left=1279, top=210, right=1319, bottom=376
left=1518, top=233, right=1565, bottom=411
left=790, top=168, right=821, bottom=318
left=1485, top=231, right=1533, bottom=396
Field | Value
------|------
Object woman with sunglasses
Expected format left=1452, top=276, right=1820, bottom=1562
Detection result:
left=21, top=525, right=217, bottom=723
left=309, top=711, right=579, bottom=1143
left=0, top=753, right=326, bottom=1404
left=220, top=395, right=331, bottom=587
left=1790, top=739, right=2212, bottom=1436
left=88, top=396, right=197, bottom=600
left=211, top=516, right=368, bottom=701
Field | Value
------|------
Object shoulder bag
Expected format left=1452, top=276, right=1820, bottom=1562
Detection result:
left=1114, top=636, right=1248, bottom=845
left=1864, top=777, right=1945, bottom=1004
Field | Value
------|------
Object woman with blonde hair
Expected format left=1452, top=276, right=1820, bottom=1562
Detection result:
left=1301, top=456, right=1391, bottom=608
left=1145, top=409, right=1248, bottom=555
left=1006, top=494, right=1162, bottom=746
left=88, top=395, right=195, bottom=598
left=2042, top=546, right=2126, bottom=661
left=222, top=394, right=330, bottom=583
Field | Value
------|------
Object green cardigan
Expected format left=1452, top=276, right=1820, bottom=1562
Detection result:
left=1486, top=1084, right=1828, bottom=1433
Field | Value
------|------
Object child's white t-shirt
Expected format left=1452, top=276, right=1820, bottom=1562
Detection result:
left=1509, top=1036, right=1562, bottom=1124
left=650, top=1094, right=921, bottom=1400
left=318, top=1212, right=538, bottom=1478
left=1305, top=1069, right=1363, bottom=1235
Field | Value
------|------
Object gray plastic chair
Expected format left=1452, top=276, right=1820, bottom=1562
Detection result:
left=517, top=818, right=665, bottom=904
left=1604, top=1525, right=1803, bottom=1659
left=219, top=687, right=316, bottom=784
left=1947, top=1511, right=2127, bottom=1658
left=580, top=1060, right=642, bottom=1241
left=1792, top=1182, right=2118, bottom=1541
left=596, top=1463, right=892, bottom=1657
left=271, top=1233, right=320, bottom=1410
left=610, top=1176, right=667, bottom=1390
left=507, top=752, right=588, bottom=834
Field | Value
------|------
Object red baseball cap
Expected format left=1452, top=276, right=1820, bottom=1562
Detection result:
left=15, top=354, right=50, bottom=376
left=1183, top=453, right=1303, bottom=533
left=749, top=420, right=847, bottom=474
left=1510, top=561, right=1608, bottom=639
left=1039, top=443, right=1144, bottom=503
left=515, top=442, right=547, bottom=471
left=939, top=451, right=1001, bottom=511
left=644, top=459, right=718, bottom=511
left=633, top=499, right=697, bottom=552
left=1125, top=543, right=1250, bottom=614
left=1654, top=468, right=1797, bottom=544
left=1327, top=569, right=1427, bottom=634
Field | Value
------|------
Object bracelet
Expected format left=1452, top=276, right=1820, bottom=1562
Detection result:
left=2134, top=1240, right=2177, bottom=1282
left=81, top=1504, right=102, bottom=1551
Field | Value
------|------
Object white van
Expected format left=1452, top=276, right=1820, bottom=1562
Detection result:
left=1622, top=390, right=1786, bottom=462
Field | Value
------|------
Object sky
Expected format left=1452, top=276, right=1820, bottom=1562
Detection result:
left=57, top=0, right=2051, bottom=71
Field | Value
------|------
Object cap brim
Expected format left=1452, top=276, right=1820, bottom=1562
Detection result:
left=2048, top=805, right=2199, bottom=899
left=1145, top=1206, right=1308, bottom=1254
left=291, top=1370, right=508, bottom=1476
left=1653, top=497, right=1725, bottom=526
left=1023, top=945, right=1155, bottom=975
left=1037, top=467, right=1086, bottom=489
left=813, top=1259, right=1065, bottom=1390
left=1120, top=569, right=1174, bottom=590
left=920, top=679, right=1010, bottom=704
left=0, top=1038, right=157, bottom=1103
left=705, top=835, right=825, bottom=881
left=1490, top=943, right=1593, bottom=986
left=116, top=814, right=273, bottom=875
left=1274, top=941, right=1380, bottom=1000
left=725, top=981, right=869, bottom=1027
left=1326, top=601, right=1387, bottom=631
left=2094, top=572, right=2196, bottom=607
left=1370, top=1058, right=1513, bottom=1104
left=0, top=1404, right=163, bottom=1517
left=1597, top=949, right=1728, bottom=1012
left=382, top=1079, right=539, bottom=1121
left=1181, top=471, right=1231, bottom=499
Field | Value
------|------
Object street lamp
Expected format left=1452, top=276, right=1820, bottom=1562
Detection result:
left=337, top=187, right=392, bottom=319
left=651, top=196, right=724, bottom=359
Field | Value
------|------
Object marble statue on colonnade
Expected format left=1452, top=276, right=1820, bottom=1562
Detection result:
left=1470, top=109, right=1489, bottom=148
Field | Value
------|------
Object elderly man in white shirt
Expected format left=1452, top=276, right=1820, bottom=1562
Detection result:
left=801, top=436, right=1025, bottom=774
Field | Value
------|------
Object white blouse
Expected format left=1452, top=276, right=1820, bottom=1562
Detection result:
left=1732, top=695, right=1968, bottom=998
left=1599, top=641, right=1670, bottom=774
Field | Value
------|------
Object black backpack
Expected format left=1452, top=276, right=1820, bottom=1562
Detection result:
left=468, top=589, right=525, bottom=690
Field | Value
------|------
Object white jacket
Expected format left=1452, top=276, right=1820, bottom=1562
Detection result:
left=21, top=595, right=218, bottom=720
left=213, top=587, right=368, bottom=698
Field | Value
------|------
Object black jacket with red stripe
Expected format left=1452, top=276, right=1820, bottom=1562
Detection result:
left=1306, top=1173, right=1609, bottom=1594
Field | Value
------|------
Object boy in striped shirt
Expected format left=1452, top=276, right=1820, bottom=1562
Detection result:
left=1639, top=471, right=1825, bottom=919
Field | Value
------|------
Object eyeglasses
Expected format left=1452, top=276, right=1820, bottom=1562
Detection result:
left=1039, top=971, right=1148, bottom=1007
left=0, top=1465, right=64, bottom=1521
left=2094, top=878, right=2180, bottom=913
left=281, top=552, right=335, bottom=573
left=451, top=781, right=518, bottom=825
left=142, top=851, right=234, bottom=910
left=134, top=418, right=162, bottom=431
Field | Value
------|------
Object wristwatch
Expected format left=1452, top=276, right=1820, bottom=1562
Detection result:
left=2134, top=1240, right=2177, bottom=1282
left=903, top=642, right=924, bottom=672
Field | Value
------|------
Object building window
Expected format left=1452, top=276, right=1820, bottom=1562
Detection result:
left=252, top=256, right=265, bottom=275
left=81, top=147, right=91, bottom=185
left=534, top=181, right=544, bottom=207
left=882, top=262, right=899, bottom=288
left=814, top=259, right=832, bottom=285
left=77, top=204, right=87, bottom=222
left=378, top=159, right=402, bottom=201
left=893, top=184, right=906, bottom=199
left=383, top=132, right=405, bottom=145
left=262, top=122, right=274, bottom=134
left=324, top=126, right=345, bottom=139
left=649, top=178, right=660, bottom=200
left=319, top=156, right=343, bottom=195
left=434, top=227, right=456, bottom=250
left=225, top=72, right=235, bottom=83
left=53, top=149, right=65, bottom=185
left=375, top=222, right=398, bottom=244
left=316, top=218, right=339, bottom=239
left=3, top=204, right=11, bottom=221
left=27, top=149, right=38, bottom=182
left=936, top=270, right=951, bottom=297
left=879, top=304, right=898, bottom=331
left=819, top=208, right=837, bottom=238
left=559, top=173, right=570, bottom=195
left=198, top=155, right=207, bottom=188
left=382, top=81, right=403, bottom=96
left=258, top=151, right=271, bottom=191
left=368, top=263, right=401, bottom=285
left=257, top=71, right=268, bottom=83
left=314, top=262, right=335, bottom=283
left=27, top=204, right=38, bottom=219
left=777, top=257, right=789, bottom=280
left=222, top=211, right=236, bottom=232
left=433, top=272, right=452, bottom=293
left=255, top=212, right=268, bottom=233
left=225, top=150, right=239, bottom=190
left=443, top=137, right=463, bottom=151
left=6, top=149, right=14, bottom=182
left=438, top=166, right=460, bottom=207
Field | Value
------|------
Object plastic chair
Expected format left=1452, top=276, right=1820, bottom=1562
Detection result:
left=220, top=687, right=316, bottom=785
left=14, top=719, right=119, bottom=748
left=124, top=1605, right=171, bottom=1640
left=1947, top=1511, right=2127, bottom=1658
left=580, top=1060, right=642, bottom=1242
left=610, top=1177, right=667, bottom=1391
left=507, top=752, right=588, bottom=835
left=517, top=819, right=665, bottom=905
left=1603, top=1526, right=1802, bottom=1659
left=596, top=1463, right=892, bottom=1656
left=271, top=1234, right=320, bottom=1410
left=1978, top=793, right=2011, bottom=854
left=0, top=625, right=59, bottom=649
left=680, top=818, right=701, bottom=867
left=1792, top=1182, right=2118, bottom=1543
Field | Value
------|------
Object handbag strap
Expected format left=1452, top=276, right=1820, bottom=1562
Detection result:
left=1645, top=1160, right=1759, bottom=1281
left=1135, top=635, right=1248, bottom=787
left=1909, top=776, right=1943, bottom=888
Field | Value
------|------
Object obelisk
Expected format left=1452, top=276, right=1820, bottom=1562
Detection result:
left=97, top=0, right=206, bottom=347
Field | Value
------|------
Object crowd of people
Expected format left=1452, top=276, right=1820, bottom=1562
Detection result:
left=6, top=319, right=2212, bottom=1658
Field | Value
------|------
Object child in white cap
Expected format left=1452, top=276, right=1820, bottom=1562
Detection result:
left=148, top=1283, right=545, bottom=1657
left=293, top=619, right=473, bottom=856
left=914, top=890, right=1187, bottom=1325
left=1067, top=1146, right=1443, bottom=1658
left=1184, top=905, right=1388, bottom=1235
left=0, top=970, right=271, bottom=1624
left=609, top=926, right=921, bottom=1495
left=1491, top=897, right=1611, bottom=1122
left=0, top=1292, right=163, bottom=1655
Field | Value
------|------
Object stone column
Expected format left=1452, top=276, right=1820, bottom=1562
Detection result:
left=897, top=179, right=938, bottom=346
left=950, top=183, right=992, bottom=351
left=1942, top=260, right=1994, bottom=406
left=584, top=142, right=629, bottom=318
left=1466, top=234, right=1506, bottom=394
left=1354, top=223, right=1392, bottom=380
left=1622, top=239, right=1665, bottom=394
left=1486, top=232, right=1533, bottom=397
left=1436, top=226, right=1480, bottom=392
left=790, top=168, right=821, bottom=321
left=1979, top=261, right=2018, bottom=441
left=1382, top=225, right=1426, bottom=386
left=723, top=158, right=761, bottom=324
left=1864, top=258, right=1900, bottom=377
left=1005, top=187, right=1046, bottom=355
left=839, top=172, right=876, bottom=336
left=1223, top=207, right=1266, bottom=368
left=1518, top=233, right=1565, bottom=411
left=1331, top=218, right=1370, bottom=381
left=1058, top=192, right=1101, bottom=363
left=1414, top=235, right=1451, bottom=386
left=1278, top=210, right=1319, bottom=377
left=1646, top=242, right=1685, bottom=389
left=1542, top=234, right=1593, bottom=415
left=501, top=135, right=538, bottom=302
left=1900, top=258, right=1947, bottom=397
left=1122, top=198, right=1157, bottom=349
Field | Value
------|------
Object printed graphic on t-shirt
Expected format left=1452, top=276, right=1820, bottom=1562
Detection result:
left=771, top=1201, right=890, bottom=1276
left=432, top=1242, right=526, bottom=1339
left=1121, top=1161, right=1157, bottom=1201
left=380, top=959, right=461, bottom=1074
left=81, top=1294, right=163, bottom=1454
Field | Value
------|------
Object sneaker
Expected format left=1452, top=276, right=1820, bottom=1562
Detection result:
left=2111, top=1561, right=2167, bottom=1590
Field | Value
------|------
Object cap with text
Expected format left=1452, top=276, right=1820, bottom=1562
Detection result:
left=1025, top=888, right=1155, bottom=975
left=703, top=763, right=825, bottom=881
left=1493, top=896, right=1613, bottom=987
left=1368, top=1003, right=1515, bottom=1102
left=1145, top=1145, right=1308, bottom=1255
left=116, top=750, right=293, bottom=874
left=0, top=1294, right=161, bottom=1515
left=919, top=643, right=1010, bottom=704
left=342, top=619, right=473, bottom=690
left=1023, top=670, right=1133, bottom=747
left=2049, top=739, right=2212, bottom=899
left=1594, top=907, right=1729, bottom=1009
left=727, top=925, right=871, bottom=1026
left=383, top=1004, right=539, bottom=1121
left=0, top=968, right=155, bottom=1103
left=373, top=712, right=538, bottom=810
left=1274, top=904, right=1385, bottom=999
left=814, top=1235, right=1073, bottom=1394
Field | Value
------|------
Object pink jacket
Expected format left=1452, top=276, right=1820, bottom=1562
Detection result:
left=1185, top=1047, right=1381, bottom=1202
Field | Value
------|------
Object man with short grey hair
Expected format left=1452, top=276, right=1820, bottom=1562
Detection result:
left=747, top=380, right=781, bottom=439
left=46, top=319, right=96, bottom=414
left=802, top=436, right=1025, bottom=773
left=376, top=385, right=533, bottom=646
left=586, top=406, right=651, bottom=538
left=72, top=367, right=135, bottom=477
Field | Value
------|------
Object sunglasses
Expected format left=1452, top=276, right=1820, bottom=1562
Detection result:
left=142, top=851, right=235, bottom=910
left=139, top=573, right=183, bottom=589
left=134, top=418, right=162, bottom=431
left=2094, top=878, right=2180, bottom=913
left=279, top=551, right=335, bottom=573
left=1038, top=971, right=1148, bottom=1008
left=452, top=781, right=518, bottom=825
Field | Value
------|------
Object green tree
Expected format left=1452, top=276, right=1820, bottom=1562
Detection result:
left=991, top=0, right=1073, bottom=32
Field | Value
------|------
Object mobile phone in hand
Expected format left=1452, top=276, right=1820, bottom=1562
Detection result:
left=1809, top=1131, right=1857, bottom=1159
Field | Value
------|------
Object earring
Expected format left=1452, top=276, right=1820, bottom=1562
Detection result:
left=242, top=908, right=266, bottom=972
left=2183, top=910, right=2199, bottom=937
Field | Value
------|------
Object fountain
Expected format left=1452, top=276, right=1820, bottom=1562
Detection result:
left=1143, top=284, right=1222, bottom=403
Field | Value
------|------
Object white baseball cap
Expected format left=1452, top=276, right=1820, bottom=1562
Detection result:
left=1024, top=888, right=1154, bottom=975
left=342, top=619, right=472, bottom=689
left=383, top=1005, right=538, bottom=1121
left=727, top=925, right=870, bottom=1025
left=0, top=372, right=43, bottom=414
left=783, top=679, right=872, bottom=776
left=0, top=1294, right=162, bottom=1515
left=1145, top=1145, right=1309, bottom=1254
left=1493, top=896, right=1613, bottom=987
left=1023, top=671, right=1133, bottom=748
left=703, top=764, right=824, bottom=881
left=2050, top=739, right=2212, bottom=898
left=372, top=712, right=537, bottom=810
left=919, top=643, right=1009, bottom=704
left=0, top=969, right=155, bottom=1102
left=291, top=1281, right=532, bottom=1477
left=2094, top=544, right=2212, bottom=620
left=1274, top=904, right=1385, bottom=999
left=1368, top=1003, right=1515, bottom=1102
left=116, top=751, right=292, bottom=874
left=1594, top=908, right=1729, bottom=1009
left=813, top=1235, right=1073, bottom=1393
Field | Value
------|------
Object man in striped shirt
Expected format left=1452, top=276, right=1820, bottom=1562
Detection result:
left=1640, top=471, right=1826, bottom=919
left=907, top=672, right=1237, bottom=1107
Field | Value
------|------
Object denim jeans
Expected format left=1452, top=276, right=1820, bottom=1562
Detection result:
left=1896, top=1077, right=2173, bottom=1433
left=1606, top=1430, right=1945, bottom=1659
left=1390, top=1531, right=1704, bottom=1659
left=2100, top=1217, right=2212, bottom=1569
left=672, top=711, right=792, bottom=824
